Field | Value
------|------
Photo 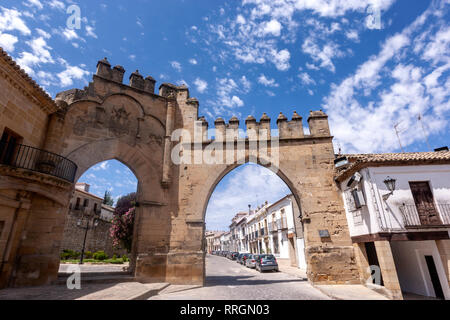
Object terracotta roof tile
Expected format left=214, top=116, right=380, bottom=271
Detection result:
left=0, top=47, right=58, bottom=112
left=335, top=151, right=450, bottom=182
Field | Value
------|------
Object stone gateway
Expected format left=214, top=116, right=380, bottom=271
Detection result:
left=0, top=53, right=359, bottom=288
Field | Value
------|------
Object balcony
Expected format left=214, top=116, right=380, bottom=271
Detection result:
left=399, top=203, right=450, bottom=228
left=0, top=141, right=77, bottom=182
left=276, top=218, right=288, bottom=230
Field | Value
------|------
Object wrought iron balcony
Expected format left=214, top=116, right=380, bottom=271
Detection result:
left=0, top=141, right=77, bottom=182
left=399, top=203, right=450, bottom=227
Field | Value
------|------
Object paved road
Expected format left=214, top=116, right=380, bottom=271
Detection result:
left=150, top=254, right=330, bottom=300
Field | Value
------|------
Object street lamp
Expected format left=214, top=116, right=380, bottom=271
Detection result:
left=76, top=213, right=99, bottom=264
left=382, top=176, right=397, bottom=200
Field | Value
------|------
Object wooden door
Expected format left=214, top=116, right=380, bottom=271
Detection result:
left=409, top=182, right=441, bottom=225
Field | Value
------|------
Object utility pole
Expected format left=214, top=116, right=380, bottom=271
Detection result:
left=394, top=122, right=405, bottom=153
left=418, top=114, right=432, bottom=151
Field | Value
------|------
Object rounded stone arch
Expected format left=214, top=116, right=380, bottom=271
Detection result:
left=66, top=139, right=164, bottom=203
left=200, top=158, right=303, bottom=223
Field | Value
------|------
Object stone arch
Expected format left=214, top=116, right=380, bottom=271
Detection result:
left=200, top=160, right=303, bottom=224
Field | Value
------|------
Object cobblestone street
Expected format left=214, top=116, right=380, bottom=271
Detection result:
left=150, top=254, right=330, bottom=300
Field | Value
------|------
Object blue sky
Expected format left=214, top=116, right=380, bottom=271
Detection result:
left=1, top=0, right=449, bottom=229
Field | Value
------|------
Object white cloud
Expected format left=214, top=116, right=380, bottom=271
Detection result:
left=0, top=33, right=18, bottom=52
left=36, top=28, right=50, bottom=39
left=0, top=7, right=31, bottom=35
left=189, top=58, right=198, bottom=65
left=17, top=36, right=54, bottom=75
left=48, top=0, right=65, bottom=10
left=263, top=19, right=282, bottom=36
left=93, top=161, right=109, bottom=171
left=61, top=28, right=80, bottom=40
left=171, top=60, right=182, bottom=72
left=271, top=48, right=290, bottom=71
left=302, top=37, right=343, bottom=72
left=346, top=30, right=359, bottom=42
left=298, top=72, right=316, bottom=85
left=24, top=0, right=43, bottom=10
left=323, top=2, right=450, bottom=153
left=57, top=60, right=90, bottom=87
left=194, top=78, right=208, bottom=93
left=258, top=74, right=279, bottom=87
left=86, top=25, right=98, bottom=39
left=240, top=75, right=251, bottom=92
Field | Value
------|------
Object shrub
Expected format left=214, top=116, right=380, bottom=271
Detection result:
left=112, top=254, right=117, bottom=260
left=85, top=251, right=93, bottom=259
left=60, top=249, right=80, bottom=260
left=93, top=250, right=108, bottom=260
left=122, top=255, right=128, bottom=262
left=110, top=207, right=135, bottom=252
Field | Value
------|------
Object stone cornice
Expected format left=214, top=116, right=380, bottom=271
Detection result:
left=0, top=47, right=59, bottom=114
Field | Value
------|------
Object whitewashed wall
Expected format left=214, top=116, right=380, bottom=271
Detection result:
left=391, top=240, right=450, bottom=299
left=341, top=164, right=450, bottom=237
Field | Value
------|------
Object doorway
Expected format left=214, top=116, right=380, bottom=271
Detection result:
left=424, top=255, right=445, bottom=299
left=365, top=242, right=384, bottom=286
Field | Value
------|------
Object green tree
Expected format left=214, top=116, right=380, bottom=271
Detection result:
left=103, top=190, right=114, bottom=206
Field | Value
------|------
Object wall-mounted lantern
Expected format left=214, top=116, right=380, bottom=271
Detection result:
left=382, top=176, right=397, bottom=200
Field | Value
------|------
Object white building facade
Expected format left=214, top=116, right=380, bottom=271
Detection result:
left=336, top=152, right=450, bottom=300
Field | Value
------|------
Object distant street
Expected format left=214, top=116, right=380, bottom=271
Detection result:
left=150, top=254, right=330, bottom=300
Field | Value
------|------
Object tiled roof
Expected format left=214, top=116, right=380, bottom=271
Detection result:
left=335, top=151, right=450, bottom=182
left=0, top=47, right=58, bottom=113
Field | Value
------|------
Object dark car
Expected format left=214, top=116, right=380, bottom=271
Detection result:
left=236, top=253, right=243, bottom=263
left=255, top=254, right=279, bottom=272
left=240, top=253, right=250, bottom=265
left=230, top=252, right=239, bottom=260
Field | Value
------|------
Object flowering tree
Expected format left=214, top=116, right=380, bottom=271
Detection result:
left=110, top=207, right=135, bottom=252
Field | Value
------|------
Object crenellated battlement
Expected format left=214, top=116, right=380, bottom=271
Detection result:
left=95, top=57, right=190, bottom=99
left=195, top=110, right=331, bottom=143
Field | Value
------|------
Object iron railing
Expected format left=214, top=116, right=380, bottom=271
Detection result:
left=0, top=141, right=77, bottom=182
left=276, top=218, right=288, bottom=230
left=399, top=203, right=450, bottom=227
left=437, top=204, right=450, bottom=225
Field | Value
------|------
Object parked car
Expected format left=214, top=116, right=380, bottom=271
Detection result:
left=255, top=254, right=279, bottom=272
left=245, top=254, right=259, bottom=268
left=236, top=253, right=244, bottom=263
left=240, top=253, right=250, bottom=265
left=229, top=252, right=239, bottom=260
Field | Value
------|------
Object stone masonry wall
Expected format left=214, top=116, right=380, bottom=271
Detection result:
left=61, top=210, right=127, bottom=258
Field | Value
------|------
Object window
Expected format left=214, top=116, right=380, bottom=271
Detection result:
left=0, top=128, right=22, bottom=165
left=351, top=189, right=362, bottom=209
left=75, top=198, right=81, bottom=210
left=409, top=181, right=441, bottom=225
left=83, top=198, right=89, bottom=207
left=273, top=236, right=279, bottom=254
left=94, top=203, right=98, bottom=213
